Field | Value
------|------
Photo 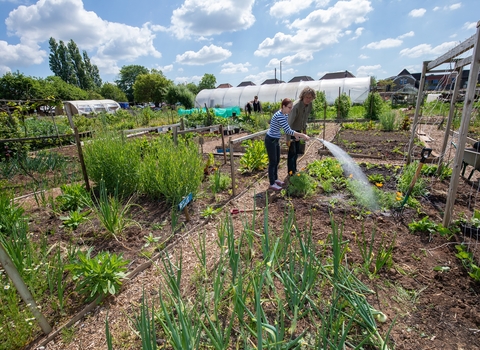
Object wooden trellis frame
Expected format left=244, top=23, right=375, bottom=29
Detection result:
left=407, top=20, right=480, bottom=226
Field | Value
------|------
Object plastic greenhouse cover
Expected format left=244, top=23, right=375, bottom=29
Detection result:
left=195, top=77, right=371, bottom=108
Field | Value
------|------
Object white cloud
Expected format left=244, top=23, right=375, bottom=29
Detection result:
left=408, top=8, right=426, bottom=17
left=398, top=31, right=414, bottom=39
left=220, top=62, right=251, bottom=74
left=356, top=64, right=381, bottom=77
left=169, top=0, right=256, bottom=39
left=157, top=64, right=174, bottom=73
left=267, top=52, right=314, bottom=67
left=449, top=3, right=461, bottom=10
left=400, top=41, right=458, bottom=58
left=255, top=0, right=373, bottom=57
left=364, top=38, right=402, bottom=49
left=269, top=0, right=330, bottom=18
left=463, top=22, right=477, bottom=30
left=176, top=44, right=232, bottom=65
left=350, top=27, right=364, bottom=40
left=4, top=0, right=160, bottom=73
left=0, top=40, right=46, bottom=70
left=358, top=54, right=369, bottom=59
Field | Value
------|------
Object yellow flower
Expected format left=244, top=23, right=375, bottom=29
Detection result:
left=375, top=183, right=383, bottom=187
left=289, top=171, right=293, bottom=175
left=349, top=174, right=353, bottom=178
left=396, top=191, right=402, bottom=196
left=396, top=197, right=402, bottom=201
left=297, top=173, right=301, bottom=176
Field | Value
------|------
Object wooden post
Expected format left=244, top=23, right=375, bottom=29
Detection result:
left=173, top=125, right=178, bottom=146
left=443, top=21, right=480, bottom=227
left=74, top=126, right=90, bottom=192
left=407, top=60, right=428, bottom=164
left=229, top=137, right=236, bottom=196
left=0, top=243, right=52, bottom=335
left=220, top=125, right=227, bottom=164
left=323, top=101, right=327, bottom=147
left=437, top=65, right=464, bottom=176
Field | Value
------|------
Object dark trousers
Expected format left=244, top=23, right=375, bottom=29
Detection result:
left=265, top=134, right=280, bottom=185
left=287, top=135, right=301, bottom=174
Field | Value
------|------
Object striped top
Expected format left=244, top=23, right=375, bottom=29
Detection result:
left=266, top=110, right=296, bottom=139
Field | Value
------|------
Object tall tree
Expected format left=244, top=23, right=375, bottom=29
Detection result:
left=115, top=65, right=149, bottom=103
left=198, top=73, right=216, bottom=91
left=100, top=82, right=128, bottom=101
left=133, top=70, right=172, bottom=105
left=48, top=37, right=102, bottom=90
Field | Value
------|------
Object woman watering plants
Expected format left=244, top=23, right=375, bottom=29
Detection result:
left=287, top=86, right=316, bottom=174
left=265, top=98, right=310, bottom=191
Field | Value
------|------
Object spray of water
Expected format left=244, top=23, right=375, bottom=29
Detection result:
left=314, top=138, right=379, bottom=211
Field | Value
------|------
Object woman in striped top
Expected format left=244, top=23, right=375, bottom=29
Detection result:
left=265, top=98, right=310, bottom=191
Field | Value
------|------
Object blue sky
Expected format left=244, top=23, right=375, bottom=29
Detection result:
left=0, top=0, right=478, bottom=87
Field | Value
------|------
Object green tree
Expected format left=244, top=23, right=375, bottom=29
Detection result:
left=133, top=71, right=172, bottom=105
left=49, top=37, right=102, bottom=90
left=364, top=92, right=384, bottom=120
left=185, top=82, right=199, bottom=96
left=165, top=84, right=195, bottom=109
left=198, top=73, right=216, bottom=91
left=334, top=93, right=351, bottom=119
left=115, top=65, right=149, bottom=103
left=312, top=90, right=327, bottom=119
left=0, top=71, right=41, bottom=100
left=100, top=83, right=128, bottom=101
left=43, top=76, right=89, bottom=100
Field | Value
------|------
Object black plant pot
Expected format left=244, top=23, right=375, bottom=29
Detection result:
left=460, top=224, right=480, bottom=237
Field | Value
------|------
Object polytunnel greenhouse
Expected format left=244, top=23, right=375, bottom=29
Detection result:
left=195, top=77, right=372, bottom=108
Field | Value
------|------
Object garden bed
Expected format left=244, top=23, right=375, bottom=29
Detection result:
left=3, top=123, right=480, bottom=350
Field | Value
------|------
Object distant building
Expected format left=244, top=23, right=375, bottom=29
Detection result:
left=288, top=76, right=314, bottom=83
left=217, top=83, right=233, bottom=88
left=261, top=78, right=285, bottom=85
left=237, top=81, right=256, bottom=87
left=320, top=71, right=355, bottom=80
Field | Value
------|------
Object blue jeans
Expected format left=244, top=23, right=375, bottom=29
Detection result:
left=265, top=134, right=280, bottom=185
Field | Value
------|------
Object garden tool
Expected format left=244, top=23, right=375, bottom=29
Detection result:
left=399, top=147, right=432, bottom=209
left=230, top=208, right=261, bottom=215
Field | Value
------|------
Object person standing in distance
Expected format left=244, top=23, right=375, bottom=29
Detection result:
left=287, top=87, right=316, bottom=174
left=251, top=96, right=262, bottom=113
left=265, top=98, right=310, bottom=191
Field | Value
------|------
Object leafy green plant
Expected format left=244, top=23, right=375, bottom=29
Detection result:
left=287, top=171, right=317, bottom=197
left=367, top=173, right=385, bottom=185
left=66, top=248, right=129, bottom=301
left=455, top=244, right=480, bottom=282
left=397, top=161, right=429, bottom=198
left=334, top=93, right=351, bottom=119
left=57, top=183, right=91, bottom=211
left=307, top=158, right=343, bottom=180
left=209, top=169, right=231, bottom=194
left=60, top=210, right=90, bottom=230
left=379, top=110, right=396, bottom=131
left=239, top=139, right=268, bottom=173
left=363, top=92, right=385, bottom=120
left=201, top=206, right=222, bottom=219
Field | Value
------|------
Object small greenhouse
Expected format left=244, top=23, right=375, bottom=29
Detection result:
left=195, top=77, right=372, bottom=108
left=63, top=99, right=120, bottom=117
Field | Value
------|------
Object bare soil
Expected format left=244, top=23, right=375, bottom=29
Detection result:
left=17, top=121, right=480, bottom=349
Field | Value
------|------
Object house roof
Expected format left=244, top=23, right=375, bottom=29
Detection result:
left=261, top=78, right=285, bottom=85
left=288, top=76, right=314, bottom=83
left=237, top=81, right=256, bottom=87
left=217, top=83, right=233, bottom=88
left=320, top=70, right=355, bottom=80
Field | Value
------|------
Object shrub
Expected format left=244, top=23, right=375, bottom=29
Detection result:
left=334, top=93, right=351, bottom=119
left=363, top=92, right=384, bottom=120
left=379, top=110, right=396, bottom=131
left=287, top=171, right=317, bottom=197
left=239, top=139, right=268, bottom=173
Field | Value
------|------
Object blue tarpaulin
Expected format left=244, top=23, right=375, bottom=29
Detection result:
left=178, top=106, right=241, bottom=118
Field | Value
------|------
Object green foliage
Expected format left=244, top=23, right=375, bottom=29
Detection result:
left=57, top=183, right=91, bottom=211
left=66, top=248, right=129, bottom=301
left=139, top=136, right=204, bottom=205
left=100, top=82, right=128, bottom=102
left=60, top=210, right=90, bottom=230
left=133, top=70, right=172, bottom=105
left=198, top=73, right=217, bottom=91
left=239, top=139, right=268, bottom=174
left=166, top=84, right=195, bottom=109
left=312, top=91, right=327, bottom=119
left=367, top=173, right=385, bottom=185
left=379, top=110, right=396, bottom=131
left=83, top=130, right=141, bottom=197
left=306, top=158, right=343, bottom=180
left=455, top=244, right=480, bottom=282
left=209, top=170, right=231, bottom=194
left=0, top=191, right=24, bottom=236
left=397, top=161, right=429, bottom=198
left=116, top=65, right=150, bottom=102
left=334, top=93, right=351, bottom=119
left=421, top=163, right=452, bottom=180
left=363, top=92, right=384, bottom=120
left=287, top=171, right=317, bottom=197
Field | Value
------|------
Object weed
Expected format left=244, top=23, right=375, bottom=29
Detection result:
left=239, top=139, right=268, bottom=173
